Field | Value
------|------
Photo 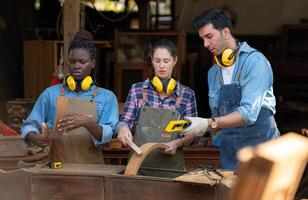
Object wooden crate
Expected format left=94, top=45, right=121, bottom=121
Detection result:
left=0, top=168, right=32, bottom=200
left=0, top=135, right=27, bottom=157
left=105, top=173, right=231, bottom=200
left=31, top=164, right=125, bottom=200
left=0, top=163, right=233, bottom=200
left=7, top=98, right=36, bottom=132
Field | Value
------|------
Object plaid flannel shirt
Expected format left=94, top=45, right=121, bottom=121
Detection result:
left=117, top=78, right=198, bottom=131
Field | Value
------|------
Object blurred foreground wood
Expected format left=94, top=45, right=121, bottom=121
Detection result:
left=229, top=132, right=308, bottom=200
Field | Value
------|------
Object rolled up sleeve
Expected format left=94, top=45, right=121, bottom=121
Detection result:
left=236, top=53, right=273, bottom=125
left=92, top=91, right=119, bottom=145
left=21, top=90, right=51, bottom=140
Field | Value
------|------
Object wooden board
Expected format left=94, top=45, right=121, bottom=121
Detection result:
left=32, top=175, right=104, bottom=200
left=23, top=41, right=57, bottom=98
left=174, top=170, right=235, bottom=186
left=127, top=140, right=143, bottom=155
left=0, top=168, right=31, bottom=200
left=124, top=143, right=168, bottom=176
left=229, top=132, right=308, bottom=200
left=105, top=174, right=229, bottom=200
left=0, top=135, right=27, bottom=157
left=32, top=163, right=125, bottom=176
left=31, top=164, right=124, bottom=200
left=0, top=163, right=232, bottom=200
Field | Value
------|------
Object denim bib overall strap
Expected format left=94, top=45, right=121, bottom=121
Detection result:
left=216, top=55, right=279, bottom=170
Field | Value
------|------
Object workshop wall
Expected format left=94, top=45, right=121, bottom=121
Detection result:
left=176, top=0, right=308, bottom=35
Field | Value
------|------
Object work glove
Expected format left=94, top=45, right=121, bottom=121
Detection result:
left=182, top=117, right=208, bottom=137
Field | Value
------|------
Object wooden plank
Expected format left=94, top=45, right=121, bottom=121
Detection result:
left=0, top=168, right=31, bottom=200
left=174, top=170, right=235, bottom=186
left=124, top=143, right=168, bottom=176
left=106, top=175, right=222, bottom=200
left=127, top=140, right=143, bottom=155
left=32, top=175, right=104, bottom=200
left=63, top=0, right=80, bottom=74
left=0, top=135, right=27, bottom=157
left=32, top=163, right=125, bottom=176
left=229, top=132, right=308, bottom=200
left=23, top=41, right=57, bottom=98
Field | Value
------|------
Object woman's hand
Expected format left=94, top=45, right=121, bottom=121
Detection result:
left=57, top=113, right=92, bottom=133
left=27, top=132, right=50, bottom=147
left=117, top=125, right=133, bottom=146
left=162, top=140, right=181, bottom=155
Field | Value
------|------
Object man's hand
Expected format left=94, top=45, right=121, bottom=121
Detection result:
left=182, top=117, right=209, bottom=136
left=117, top=125, right=133, bottom=146
left=57, top=113, right=92, bottom=133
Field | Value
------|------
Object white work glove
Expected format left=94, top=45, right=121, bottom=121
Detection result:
left=182, top=117, right=208, bottom=137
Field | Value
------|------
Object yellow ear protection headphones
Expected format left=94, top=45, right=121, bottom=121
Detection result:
left=65, top=75, right=93, bottom=91
left=214, top=42, right=241, bottom=68
left=151, top=76, right=177, bottom=95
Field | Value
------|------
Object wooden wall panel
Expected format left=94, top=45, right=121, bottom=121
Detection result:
left=23, top=41, right=57, bottom=99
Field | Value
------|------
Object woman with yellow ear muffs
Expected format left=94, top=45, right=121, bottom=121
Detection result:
left=21, top=30, right=118, bottom=164
left=116, top=39, right=198, bottom=177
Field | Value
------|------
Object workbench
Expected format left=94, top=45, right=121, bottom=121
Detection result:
left=102, top=147, right=221, bottom=171
left=0, top=163, right=233, bottom=200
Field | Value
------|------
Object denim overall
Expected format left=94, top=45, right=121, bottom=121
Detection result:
left=215, top=61, right=279, bottom=170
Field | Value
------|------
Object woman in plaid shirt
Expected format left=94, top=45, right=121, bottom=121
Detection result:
left=116, top=39, right=198, bottom=176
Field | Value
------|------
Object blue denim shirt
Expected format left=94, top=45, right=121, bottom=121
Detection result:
left=208, top=42, right=276, bottom=126
left=21, top=84, right=119, bottom=146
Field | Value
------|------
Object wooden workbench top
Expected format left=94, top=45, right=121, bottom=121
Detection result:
left=32, top=163, right=125, bottom=176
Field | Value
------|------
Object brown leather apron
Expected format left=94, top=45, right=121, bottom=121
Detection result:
left=50, top=87, right=104, bottom=164
left=133, top=89, right=184, bottom=177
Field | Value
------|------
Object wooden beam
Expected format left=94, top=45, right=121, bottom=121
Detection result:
left=63, top=0, right=80, bottom=74
left=124, top=143, right=168, bottom=176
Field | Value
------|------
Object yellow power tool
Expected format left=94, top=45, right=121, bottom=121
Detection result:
left=163, top=120, right=191, bottom=133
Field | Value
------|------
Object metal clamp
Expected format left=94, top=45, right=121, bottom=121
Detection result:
left=198, top=164, right=224, bottom=181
